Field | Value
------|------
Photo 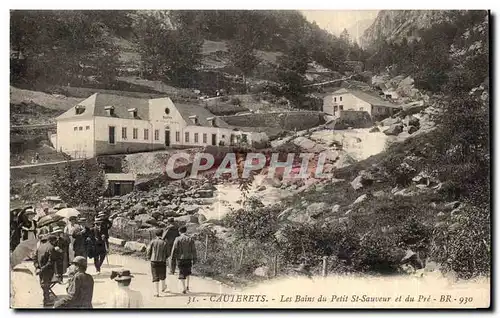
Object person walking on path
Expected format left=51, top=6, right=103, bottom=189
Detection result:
left=90, top=218, right=107, bottom=274
left=53, top=256, right=94, bottom=308
left=107, top=269, right=143, bottom=308
left=170, top=225, right=197, bottom=294
left=64, top=216, right=80, bottom=262
left=51, top=226, right=69, bottom=281
left=147, top=229, right=169, bottom=297
left=33, top=234, right=57, bottom=307
left=161, top=217, right=179, bottom=274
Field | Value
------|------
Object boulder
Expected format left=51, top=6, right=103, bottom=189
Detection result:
left=196, top=190, right=214, bottom=198
left=331, top=204, right=340, bottom=214
left=124, top=241, right=147, bottom=252
left=373, top=190, right=387, bottom=198
left=338, top=217, right=349, bottom=224
left=307, top=202, right=329, bottom=218
left=407, top=115, right=420, bottom=128
left=369, top=126, right=380, bottom=133
left=108, top=237, right=126, bottom=247
left=112, top=217, right=138, bottom=231
left=257, top=185, right=267, bottom=192
left=384, top=123, right=403, bottom=136
left=381, top=117, right=401, bottom=127
left=350, top=175, right=364, bottom=190
left=437, top=212, right=446, bottom=219
left=183, top=205, right=200, bottom=214
left=351, top=194, right=368, bottom=206
left=174, top=215, right=199, bottom=224
left=254, top=266, right=270, bottom=277
left=407, top=125, right=419, bottom=134
left=449, top=222, right=461, bottom=232
left=444, top=201, right=460, bottom=210
left=350, top=170, right=375, bottom=190
left=135, top=214, right=155, bottom=224
left=278, top=207, right=294, bottom=221
left=131, top=203, right=146, bottom=215
left=197, top=213, right=208, bottom=223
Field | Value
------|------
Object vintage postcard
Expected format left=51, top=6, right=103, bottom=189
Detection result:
left=9, top=9, right=490, bottom=309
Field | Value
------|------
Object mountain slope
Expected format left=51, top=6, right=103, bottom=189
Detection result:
left=360, top=10, right=455, bottom=48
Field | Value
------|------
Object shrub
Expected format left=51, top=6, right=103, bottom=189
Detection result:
left=431, top=204, right=490, bottom=279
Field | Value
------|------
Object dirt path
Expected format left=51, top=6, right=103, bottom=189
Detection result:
left=10, top=159, right=84, bottom=170
left=10, top=253, right=239, bottom=309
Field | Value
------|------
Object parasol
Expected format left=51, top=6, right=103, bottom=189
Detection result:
left=10, top=238, right=38, bottom=269
left=53, top=203, right=68, bottom=210
left=37, top=213, right=64, bottom=228
left=56, top=208, right=80, bottom=219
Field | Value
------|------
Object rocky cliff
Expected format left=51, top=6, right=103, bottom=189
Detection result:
left=360, top=10, right=454, bottom=48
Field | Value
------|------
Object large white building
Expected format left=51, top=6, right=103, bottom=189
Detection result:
left=55, top=93, right=267, bottom=158
left=322, top=88, right=400, bottom=120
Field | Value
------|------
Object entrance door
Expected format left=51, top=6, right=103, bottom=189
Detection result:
left=211, top=133, right=217, bottom=146
left=108, top=126, right=116, bottom=144
left=165, top=130, right=170, bottom=147
left=113, top=183, right=120, bottom=196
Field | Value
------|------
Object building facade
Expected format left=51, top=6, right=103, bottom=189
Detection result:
left=322, top=88, right=400, bottom=120
left=55, top=93, right=263, bottom=159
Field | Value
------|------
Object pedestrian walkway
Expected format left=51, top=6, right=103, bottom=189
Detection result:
left=11, top=253, right=238, bottom=308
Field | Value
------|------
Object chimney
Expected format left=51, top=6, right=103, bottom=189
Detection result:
left=206, top=117, right=216, bottom=127
left=189, top=115, right=198, bottom=125
left=104, top=106, right=115, bottom=116
left=128, top=108, right=137, bottom=118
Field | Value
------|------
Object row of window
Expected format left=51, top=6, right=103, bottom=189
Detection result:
left=333, top=96, right=343, bottom=102
left=120, top=127, right=160, bottom=141
left=179, top=132, right=215, bottom=144
left=74, top=126, right=90, bottom=131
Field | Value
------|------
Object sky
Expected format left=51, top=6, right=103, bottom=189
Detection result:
left=300, top=10, right=379, bottom=39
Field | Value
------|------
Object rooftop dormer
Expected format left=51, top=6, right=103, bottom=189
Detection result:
left=128, top=108, right=137, bottom=118
left=75, top=105, right=85, bottom=115
left=189, top=115, right=199, bottom=125
left=206, top=117, right=217, bottom=127
left=104, top=106, right=115, bottom=116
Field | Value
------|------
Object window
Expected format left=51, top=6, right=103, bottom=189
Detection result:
left=154, top=129, right=160, bottom=141
left=109, top=126, right=116, bottom=144
left=122, top=127, right=127, bottom=139
left=334, top=97, right=337, bottom=102
left=194, top=133, right=199, bottom=143
left=85, top=126, right=90, bottom=130
left=74, top=127, right=78, bottom=131
left=79, top=126, right=83, bottom=131
left=333, top=105, right=338, bottom=115
left=340, top=96, right=343, bottom=101
left=165, top=107, right=170, bottom=115
left=203, top=133, right=207, bottom=143
left=175, top=131, right=180, bottom=142
left=241, top=134, right=248, bottom=143
left=185, top=132, right=190, bottom=143
left=133, top=128, right=138, bottom=140
left=144, top=129, right=149, bottom=140
left=339, top=105, right=344, bottom=111
left=76, top=106, right=85, bottom=115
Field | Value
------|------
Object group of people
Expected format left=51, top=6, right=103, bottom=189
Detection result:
left=32, top=213, right=198, bottom=308
left=146, top=217, right=198, bottom=297
left=10, top=206, right=39, bottom=252
left=33, top=211, right=113, bottom=307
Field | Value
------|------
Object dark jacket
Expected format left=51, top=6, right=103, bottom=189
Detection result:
left=147, top=237, right=169, bottom=262
left=54, top=271, right=94, bottom=308
left=170, top=234, right=197, bottom=261
left=87, top=228, right=107, bottom=258
left=33, top=241, right=56, bottom=282
left=72, top=226, right=90, bottom=256
left=161, top=224, right=179, bottom=250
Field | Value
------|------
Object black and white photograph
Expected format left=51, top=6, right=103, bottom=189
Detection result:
left=8, top=8, right=491, bottom=309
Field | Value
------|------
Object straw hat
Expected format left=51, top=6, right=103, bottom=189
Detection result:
left=110, top=269, right=134, bottom=281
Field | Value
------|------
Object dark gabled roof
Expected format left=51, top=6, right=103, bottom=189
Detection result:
left=93, top=94, right=150, bottom=119
left=175, top=103, right=231, bottom=128
left=329, top=88, right=401, bottom=109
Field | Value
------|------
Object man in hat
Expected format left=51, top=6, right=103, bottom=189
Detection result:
left=96, top=211, right=112, bottom=241
left=52, top=226, right=69, bottom=280
left=108, top=269, right=143, bottom=308
left=54, top=256, right=94, bottom=308
left=170, top=225, right=197, bottom=294
left=91, top=219, right=107, bottom=274
left=33, top=234, right=57, bottom=307
left=147, top=229, right=169, bottom=297
left=71, top=218, right=90, bottom=258
left=162, top=217, right=179, bottom=275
